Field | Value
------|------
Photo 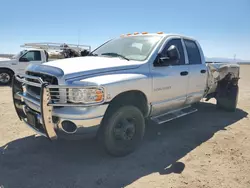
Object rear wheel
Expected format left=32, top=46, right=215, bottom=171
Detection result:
left=0, top=69, right=13, bottom=85
left=216, top=85, right=239, bottom=112
left=99, top=105, right=145, bottom=157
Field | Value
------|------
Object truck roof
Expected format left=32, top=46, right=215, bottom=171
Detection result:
left=120, top=32, right=196, bottom=41
left=23, top=48, right=45, bottom=51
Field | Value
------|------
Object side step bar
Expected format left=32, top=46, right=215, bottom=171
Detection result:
left=151, top=106, right=198, bottom=124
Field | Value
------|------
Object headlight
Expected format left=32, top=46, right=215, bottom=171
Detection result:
left=67, top=87, right=104, bottom=104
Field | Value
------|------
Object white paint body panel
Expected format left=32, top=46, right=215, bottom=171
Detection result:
left=185, top=64, right=207, bottom=105
left=43, top=56, right=143, bottom=75
left=150, top=64, right=189, bottom=115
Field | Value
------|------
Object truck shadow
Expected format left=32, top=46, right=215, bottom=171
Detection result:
left=0, top=102, right=248, bottom=188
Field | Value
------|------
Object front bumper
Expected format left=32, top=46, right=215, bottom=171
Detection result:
left=12, top=75, right=108, bottom=140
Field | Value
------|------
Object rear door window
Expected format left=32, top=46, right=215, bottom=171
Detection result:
left=183, top=39, right=202, bottom=64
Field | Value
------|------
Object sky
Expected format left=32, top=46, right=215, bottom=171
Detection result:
left=0, top=0, right=250, bottom=60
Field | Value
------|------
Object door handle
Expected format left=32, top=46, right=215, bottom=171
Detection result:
left=200, top=69, right=206, bottom=74
left=180, top=71, right=188, bottom=76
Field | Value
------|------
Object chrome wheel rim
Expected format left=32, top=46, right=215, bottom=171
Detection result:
left=0, top=73, right=10, bottom=83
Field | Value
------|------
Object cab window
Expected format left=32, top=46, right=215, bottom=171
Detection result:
left=161, top=39, right=185, bottom=65
left=22, top=51, right=41, bottom=61
left=183, top=39, right=202, bottom=64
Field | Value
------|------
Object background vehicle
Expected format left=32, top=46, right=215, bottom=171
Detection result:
left=12, top=32, right=240, bottom=157
left=0, top=43, right=90, bottom=85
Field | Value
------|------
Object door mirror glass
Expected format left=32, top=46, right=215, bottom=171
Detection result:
left=166, top=45, right=180, bottom=62
left=19, top=57, right=29, bottom=62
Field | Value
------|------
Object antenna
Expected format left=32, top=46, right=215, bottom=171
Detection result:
left=77, top=28, right=81, bottom=46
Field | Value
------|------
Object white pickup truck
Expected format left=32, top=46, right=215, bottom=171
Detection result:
left=0, top=49, right=49, bottom=85
left=0, top=43, right=91, bottom=85
left=12, top=32, right=240, bottom=157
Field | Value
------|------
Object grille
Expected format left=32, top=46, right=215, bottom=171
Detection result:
left=25, top=71, right=59, bottom=100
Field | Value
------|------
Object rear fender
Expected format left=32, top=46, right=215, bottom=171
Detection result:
left=206, top=63, right=240, bottom=95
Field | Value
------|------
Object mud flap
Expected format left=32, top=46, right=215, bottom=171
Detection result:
left=40, top=83, right=57, bottom=140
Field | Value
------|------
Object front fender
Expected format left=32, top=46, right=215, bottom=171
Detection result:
left=79, top=73, right=152, bottom=103
left=0, top=61, right=14, bottom=69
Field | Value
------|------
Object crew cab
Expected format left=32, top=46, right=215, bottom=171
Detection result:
left=0, top=49, right=50, bottom=85
left=12, top=32, right=240, bottom=157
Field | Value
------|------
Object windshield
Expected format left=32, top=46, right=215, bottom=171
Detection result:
left=91, top=35, right=163, bottom=61
left=11, top=50, right=27, bottom=59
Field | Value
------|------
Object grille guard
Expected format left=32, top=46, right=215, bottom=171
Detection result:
left=12, top=75, right=57, bottom=140
left=12, top=74, right=106, bottom=139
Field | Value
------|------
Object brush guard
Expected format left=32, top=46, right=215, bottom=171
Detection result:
left=12, top=75, right=57, bottom=140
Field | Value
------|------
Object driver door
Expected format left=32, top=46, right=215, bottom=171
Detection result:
left=150, top=38, right=189, bottom=116
left=17, top=50, right=43, bottom=75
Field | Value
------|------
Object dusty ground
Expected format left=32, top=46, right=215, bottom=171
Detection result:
left=0, top=65, right=250, bottom=188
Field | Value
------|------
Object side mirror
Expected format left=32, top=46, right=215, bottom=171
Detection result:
left=19, top=57, right=29, bottom=62
left=166, top=45, right=180, bottom=61
left=155, top=45, right=180, bottom=66
left=80, top=50, right=90, bottom=57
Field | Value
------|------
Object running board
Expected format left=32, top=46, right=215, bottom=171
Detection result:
left=151, top=106, right=198, bottom=124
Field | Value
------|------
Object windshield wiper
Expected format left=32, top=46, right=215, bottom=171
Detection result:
left=101, top=52, right=130, bottom=61
left=88, top=53, right=98, bottom=56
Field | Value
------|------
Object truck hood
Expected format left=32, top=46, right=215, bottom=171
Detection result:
left=42, top=56, right=143, bottom=78
left=0, top=57, right=11, bottom=62
left=0, top=59, right=16, bottom=67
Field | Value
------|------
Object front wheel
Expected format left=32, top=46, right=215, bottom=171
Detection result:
left=99, top=105, right=145, bottom=157
left=0, top=70, right=13, bottom=85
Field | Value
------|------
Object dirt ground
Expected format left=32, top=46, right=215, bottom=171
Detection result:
left=0, top=65, right=250, bottom=188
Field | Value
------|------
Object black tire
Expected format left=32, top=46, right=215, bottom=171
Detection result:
left=0, top=69, right=13, bottom=85
left=99, top=105, right=145, bottom=157
left=216, top=85, right=239, bottom=112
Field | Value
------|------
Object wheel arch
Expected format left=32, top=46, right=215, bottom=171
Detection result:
left=0, top=67, right=15, bottom=75
left=104, top=90, right=150, bottom=118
